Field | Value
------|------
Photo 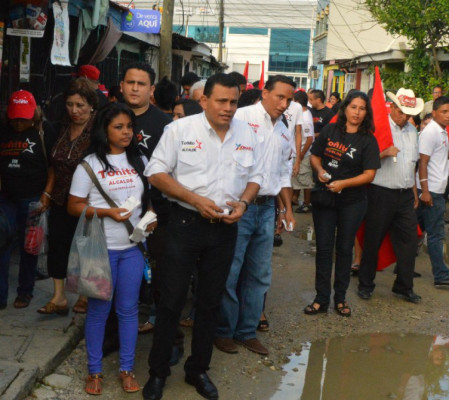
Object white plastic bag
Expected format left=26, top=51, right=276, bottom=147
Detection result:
left=66, top=208, right=112, bottom=301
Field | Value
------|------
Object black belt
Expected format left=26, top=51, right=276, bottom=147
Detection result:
left=170, top=202, right=223, bottom=223
left=252, top=195, right=275, bottom=205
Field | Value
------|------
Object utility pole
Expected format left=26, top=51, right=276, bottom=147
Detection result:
left=218, top=0, right=224, bottom=63
left=159, top=0, right=175, bottom=80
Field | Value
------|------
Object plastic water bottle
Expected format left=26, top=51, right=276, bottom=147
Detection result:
left=307, top=226, right=314, bottom=241
left=143, top=258, right=152, bottom=284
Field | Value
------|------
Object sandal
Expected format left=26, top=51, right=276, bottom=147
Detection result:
left=138, top=321, right=154, bottom=334
left=335, top=302, right=351, bottom=317
left=85, top=373, right=103, bottom=395
left=14, top=294, right=33, bottom=309
left=304, top=302, right=329, bottom=315
left=37, top=302, right=69, bottom=315
left=72, top=298, right=88, bottom=314
left=119, top=370, right=140, bottom=393
left=179, top=317, right=194, bottom=328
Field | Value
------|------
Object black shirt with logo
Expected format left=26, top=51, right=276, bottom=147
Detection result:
left=134, top=105, right=172, bottom=223
left=0, top=122, right=56, bottom=200
left=310, top=106, right=335, bottom=134
left=311, top=124, right=380, bottom=205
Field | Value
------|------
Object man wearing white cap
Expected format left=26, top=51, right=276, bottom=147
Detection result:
left=358, top=88, right=423, bottom=304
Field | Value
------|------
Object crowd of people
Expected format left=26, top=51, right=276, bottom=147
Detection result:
left=1, top=62, right=449, bottom=400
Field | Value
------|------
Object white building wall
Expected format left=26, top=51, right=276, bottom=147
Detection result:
left=225, top=30, right=270, bottom=82
left=132, top=0, right=316, bottom=85
left=316, top=0, right=409, bottom=62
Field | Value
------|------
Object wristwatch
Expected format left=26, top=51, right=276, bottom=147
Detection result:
left=240, top=199, right=249, bottom=212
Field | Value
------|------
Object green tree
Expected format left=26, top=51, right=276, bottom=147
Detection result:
left=365, top=0, right=449, bottom=78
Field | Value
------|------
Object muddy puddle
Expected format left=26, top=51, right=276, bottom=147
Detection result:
left=271, top=333, right=449, bottom=400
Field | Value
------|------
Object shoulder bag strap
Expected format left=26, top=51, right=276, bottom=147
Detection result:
left=80, top=160, right=147, bottom=257
left=38, top=122, right=48, bottom=167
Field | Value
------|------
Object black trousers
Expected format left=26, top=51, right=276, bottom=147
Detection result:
left=148, top=204, right=238, bottom=378
left=358, top=185, right=417, bottom=293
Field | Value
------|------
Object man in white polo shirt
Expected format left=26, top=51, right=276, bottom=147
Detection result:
left=215, top=75, right=296, bottom=356
left=418, top=96, right=449, bottom=287
left=142, top=73, right=263, bottom=400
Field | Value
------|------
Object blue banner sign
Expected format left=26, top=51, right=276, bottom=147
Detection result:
left=121, top=9, right=160, bottom=34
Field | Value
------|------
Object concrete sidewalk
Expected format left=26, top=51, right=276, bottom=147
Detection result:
left=0, top=254, right=85, bottom=400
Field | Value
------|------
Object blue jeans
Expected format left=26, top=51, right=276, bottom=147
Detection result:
left=217, top=200, right=275, bottom=341
left=85, top=246, right=144, bottom=374
left=312, top=199, right=367, bottom=305
left=0, top=195, right=39, bottom=305
left=420, top=192, right=449, bottom=282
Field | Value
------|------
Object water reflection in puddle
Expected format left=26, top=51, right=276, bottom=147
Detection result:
left=272, top=334, right=449, bottom=400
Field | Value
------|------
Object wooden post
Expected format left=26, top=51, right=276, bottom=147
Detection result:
left=159, top=0, right=174, bottom=80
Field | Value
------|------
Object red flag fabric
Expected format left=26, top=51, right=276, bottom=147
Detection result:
left=357, top=222, right=423, bottom=271
left=258, top=61, right=265, bottom=89
left=329, top=113, right=338, bottom=124
left=371, top=66, right=394, bottom=152
left=243, top=61, right=249, bottom=81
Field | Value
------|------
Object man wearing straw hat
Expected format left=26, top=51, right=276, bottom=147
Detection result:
left=358, top=88, right=423, bottom=304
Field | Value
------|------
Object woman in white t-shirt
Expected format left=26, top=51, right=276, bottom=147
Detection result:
left=67, top=103, right=153, bottom=395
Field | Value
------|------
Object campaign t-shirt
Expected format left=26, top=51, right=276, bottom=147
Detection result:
left=134, top=105, right=172, bottom=224
left=311, top=124, right=380, bottom=205
left=310, top=106, right=335, bottom=134
left=70, top=153, right=145, bottom=250
left=0, top=122, right=56, bottom=199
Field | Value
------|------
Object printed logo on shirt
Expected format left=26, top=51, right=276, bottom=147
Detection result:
left=324, top=139, right=353, bottom=162
left=281, top=132, right=289, bottom=142
left=235, top=143, right=254, bottom=151
left=284, top=111, right=293, bottom=122
left=136, top=129, right=151, bottom=149
left=0, top=138, right=36, bottom=156
left=248, top=123, right=260, bottom=135
left=8, top=159, right=20, bottom=169
left=98, top=168, right=138, bottom=187
left=181, top=140, right=203, bottom=152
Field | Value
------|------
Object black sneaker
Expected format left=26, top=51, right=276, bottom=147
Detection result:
left=297, top=204, right=312, bottom=213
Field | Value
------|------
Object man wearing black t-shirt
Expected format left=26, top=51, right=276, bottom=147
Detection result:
left=101, top=63, right=176, bottom=356
left=309, top=89, right=334, bottom=135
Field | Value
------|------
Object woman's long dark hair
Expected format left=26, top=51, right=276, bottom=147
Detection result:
left=336, top=91, right=374, bottom=135
left=85, top=102, right=150, bottom=216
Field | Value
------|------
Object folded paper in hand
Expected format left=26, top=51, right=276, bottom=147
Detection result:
left=129, top=210, right=158, bottom=242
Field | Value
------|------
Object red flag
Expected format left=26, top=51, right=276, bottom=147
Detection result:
left=258, top=61, right=265, bottom=89
left=371, top=66, right=394, bottom=152
left=356, top=223, right=423, bottom=271
left=242, top=61, right=249, bottom=81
